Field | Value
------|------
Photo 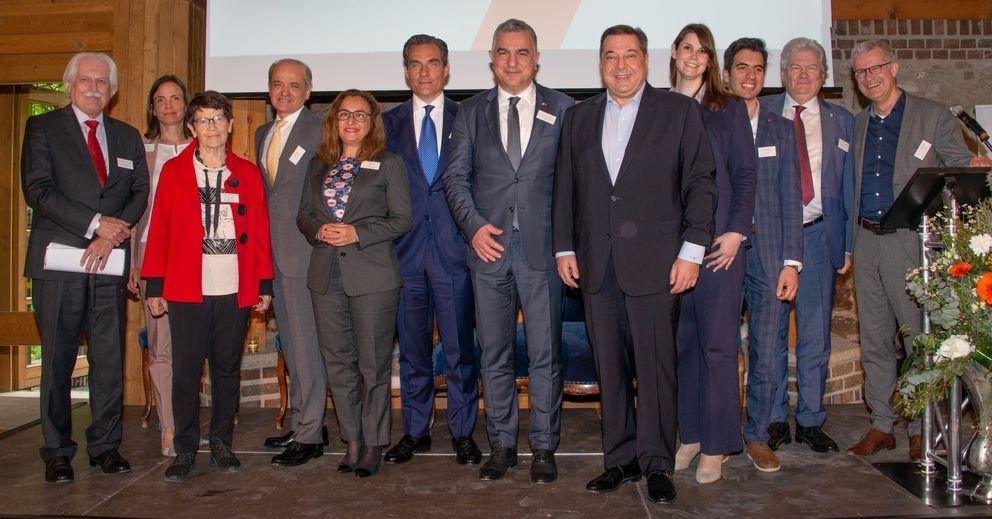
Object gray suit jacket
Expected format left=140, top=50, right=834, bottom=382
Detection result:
left=297, top=152, right=412, bottom=297
left=852, top=92, right=975, bottom=258
left=443, top=83, right=574, bottom=273
left=255, top=107, right=325, bottom=278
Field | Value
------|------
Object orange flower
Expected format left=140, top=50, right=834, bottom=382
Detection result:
left=978, top=273, right=992, bottom=306
left=950, top=262, right=973, bottom=277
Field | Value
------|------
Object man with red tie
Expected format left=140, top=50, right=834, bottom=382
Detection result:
left=21, top=52, right=148, bottom=483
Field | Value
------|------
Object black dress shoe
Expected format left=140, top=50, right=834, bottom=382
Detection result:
left=272, top=441, right=324, bottom=467
left=585, top=461, right=641, bottom=493
left=453, top=436, right=482, bottom=465
left=767, top=421, right=792, bottom=451
left=795, top=425, right=839, bottom=453
left=479, top=447, right=517, bottom=480
left=45, top=456, right=74, bottom=483
left=383, top=434, right=431, bottom=464
left=530, top=449, right=557, bottom=484
left=264, top=426, right=329, bottom=449
left=646, top=470, right=676, bottom=504
left=164, top=452, right=197, bottom=483
left=264, top=430, right=295, bottom=449
left=88, top=449, right=131, bottom=474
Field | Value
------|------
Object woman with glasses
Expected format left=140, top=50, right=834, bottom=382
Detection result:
left=669, top=23, right=757, bottom=484
left=128, top=74, right=193, bottom=458
left=297, top=89, right=411, bottom=478
left=141, top=90, right=274, bottom=483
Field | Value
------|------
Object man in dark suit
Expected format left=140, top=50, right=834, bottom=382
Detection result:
left=21, top=52, right=149, bottom=482
left=553, top=25, right=716, bottom=503
left=759, top=37, right=854, bottom=458
left=443, top=19, right=574, bottom=483
left=383, top=35, right=481, bottom=466
left=722, top=38, right=803, bottom=472
left=254, top=58, right=328, bottom=466
left=846, top=39, right=992, bottom=461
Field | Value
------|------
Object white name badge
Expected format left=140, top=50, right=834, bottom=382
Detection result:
left=360, top=160, right=381, bottom=170
left=757, top=146, right=777, bottom=158
left=116, top=158, right=134, bottom=170
left=837, top=139, right=850, bottom=152
left=915, top=140, right=932, bottom=160
left=289, top=145, right=306, bottom=165
left=536, top=110, right=557, bottom=125
left=220, top=193, right=240, bottom=204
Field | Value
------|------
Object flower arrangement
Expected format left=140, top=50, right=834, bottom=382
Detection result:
left=897, top=188, right=992, bottom=418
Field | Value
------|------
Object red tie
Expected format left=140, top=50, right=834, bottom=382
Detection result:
left=792, top=105, right=814, bottom=206
left=85, top=120, right=108, bottom=188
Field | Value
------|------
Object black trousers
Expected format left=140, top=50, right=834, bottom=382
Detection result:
left=169, top=294, right=250, bottom=455
left=583, top=255, right=679, bottom=473
left=33, top=276, right=126, bottom=462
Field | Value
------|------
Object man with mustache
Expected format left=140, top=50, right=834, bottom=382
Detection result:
left=22, top=52, right=149, bottom=482
left=846, top=39, right=992, bottom=461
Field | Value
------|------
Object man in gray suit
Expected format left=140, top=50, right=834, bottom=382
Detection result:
left=254, top=58, right=328, bottom=466
left=846, top=40, right=992, bottom=461
left=443, top=18, right=574, bottom=483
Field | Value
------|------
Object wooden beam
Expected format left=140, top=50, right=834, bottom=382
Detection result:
left=0, top=32, right=114, bottom=55
left=0, top=311, right=40, bottom=345
left=832, top=0, right=992, bottom=20
left=0, top=54, right=76, bottom=84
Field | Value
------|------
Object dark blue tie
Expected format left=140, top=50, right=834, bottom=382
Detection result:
left=418, top=105, right=439, bottom=184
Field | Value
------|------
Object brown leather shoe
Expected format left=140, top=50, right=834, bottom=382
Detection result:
left=745, top=441, right=780, bottom=472
left=908, top=434, right=923, bottom=462
left=846, top=427, right=896, bottom=456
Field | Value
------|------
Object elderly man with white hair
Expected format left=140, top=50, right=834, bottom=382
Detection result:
left=21, top=51, right=149, bottom=483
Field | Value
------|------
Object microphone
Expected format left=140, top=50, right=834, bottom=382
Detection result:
left=950, top=106, right=989, bottom=143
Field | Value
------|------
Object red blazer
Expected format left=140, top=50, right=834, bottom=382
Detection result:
left=141, top=141, right=274, bottom=308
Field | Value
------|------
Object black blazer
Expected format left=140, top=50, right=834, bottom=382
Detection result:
left=552, top=85, right=717, bottom=296
left=21, top=105, right=149, bottom=280
left=297, top=152, right=412, bottom=297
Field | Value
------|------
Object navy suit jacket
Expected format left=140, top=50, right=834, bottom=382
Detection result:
left=383, top=97, right=467, bottom=276
left=751, top=107, right=803, bottom=275
left=759, top=94, right=854, bottom=270
left=701, top=97, right=757, bottom=240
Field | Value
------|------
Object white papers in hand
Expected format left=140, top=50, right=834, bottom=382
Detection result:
left=44, top=242, right=125, bottom=276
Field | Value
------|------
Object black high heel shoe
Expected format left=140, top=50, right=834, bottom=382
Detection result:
left=337, top=440, right=363, bottom=473
left=354, top=445, right=383, bottom=478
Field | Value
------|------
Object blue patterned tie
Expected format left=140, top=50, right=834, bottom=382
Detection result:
left=418, top=105, right=439, bottom=184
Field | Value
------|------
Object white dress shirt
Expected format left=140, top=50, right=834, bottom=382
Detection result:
left=782, top=94, right=824, bottom=223
left=413, top=93, right=444, bottom=152
left=497, top=82, right=536, bottom=159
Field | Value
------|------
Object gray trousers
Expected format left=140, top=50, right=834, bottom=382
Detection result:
left=472, top=230, right=563, bottom=452
left=273, top=266, right=327, bottom=444
left=853, top=227, right=923, bottom=435
left=311, top=256, right=399, bottom=447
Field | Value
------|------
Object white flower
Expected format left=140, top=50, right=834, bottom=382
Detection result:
left=937, top=335, right=974, bottom=360
left=970, top=234, right=992, bottom=256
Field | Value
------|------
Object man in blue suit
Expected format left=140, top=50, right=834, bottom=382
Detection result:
left=723, top=38, right=803, bottom=472
left=759, top=37, right=854, bottom=456
left=444, top=19, right=574, bottom=483
left=383, top=34, right=481, bottom=466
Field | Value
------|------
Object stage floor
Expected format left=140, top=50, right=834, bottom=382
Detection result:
left=0, top=404, right=989, bottom=518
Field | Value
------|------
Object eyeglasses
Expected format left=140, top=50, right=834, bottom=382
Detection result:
left=191, top=114, right=229, bottom=127
left=853, top=61, right=894, bottom=80
left=336, top=110, right=372, bottom=123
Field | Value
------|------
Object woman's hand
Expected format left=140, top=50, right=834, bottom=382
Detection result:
left=321, top=223, right=358, bottom=247
left=254, top=295, right=272, bottom=313
left=127, top=267, right=141, bottom=295
left=704, top=232, right=743, bottom=271
left=146, top=297, right=168, bottom=317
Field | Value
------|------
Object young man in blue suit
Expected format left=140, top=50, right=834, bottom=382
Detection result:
left=444, top=19, right=574, bottom=483
left=758, top=37, right=854, bottom=458
left=383, top=34, right=481, bottom=467
left=723, top=38, right=803, bottom=472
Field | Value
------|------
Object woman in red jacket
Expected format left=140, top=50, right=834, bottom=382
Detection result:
left=142, top=90, right=274, bottom=483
